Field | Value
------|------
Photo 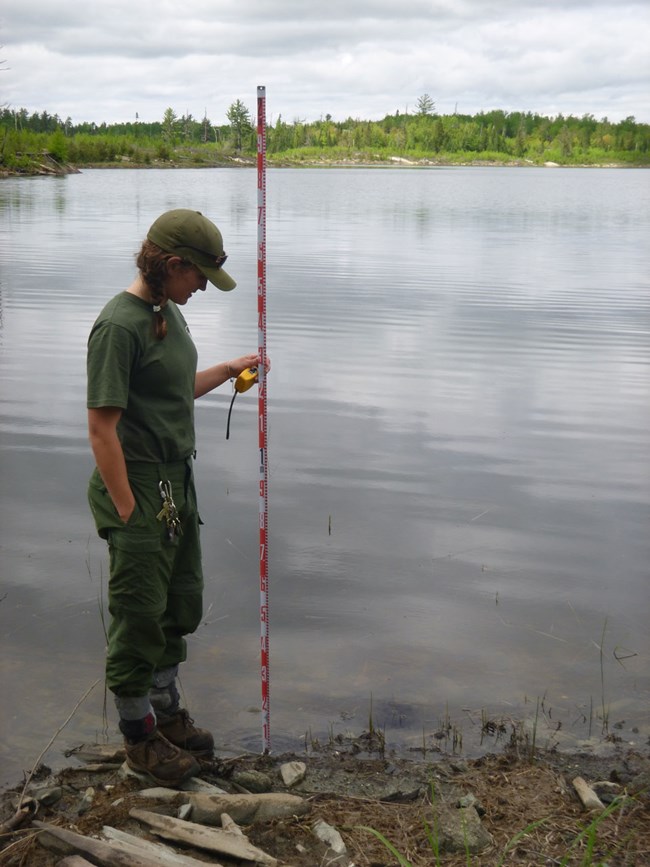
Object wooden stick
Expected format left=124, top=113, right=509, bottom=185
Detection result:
left=0, top=803, right=33, bottom=834
left=19, top=680, right=101, bottom=806
left=57, top=858, right=96, bottom=867
left=130, top=808, right=278, bottom=865
left=572, top=776, right=605, bottom=811
left=34, top=820, right=164, bottom=867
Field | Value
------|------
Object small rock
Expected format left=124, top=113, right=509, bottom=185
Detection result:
left=628, top=771, right=650, bottom=798
left=458, top=793, right=486, bottom=816
left=436, top=804, right=492, bottom=853
left=77, top=787, right=95, bottom=816
left=280, top=761, right=307, bottom=788
left=313, top=819, right=347, bottom=855
left=33, top=786, right=63, bottom=807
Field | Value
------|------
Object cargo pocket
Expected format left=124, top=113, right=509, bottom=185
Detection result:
left=88, top=468, right=147, bottom=540
left=108, top=527, right=166, bottom=616
left=109, top=526, right=161, bottom=553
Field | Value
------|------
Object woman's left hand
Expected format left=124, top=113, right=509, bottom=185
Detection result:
left=229, top=353, right=271, bottom=377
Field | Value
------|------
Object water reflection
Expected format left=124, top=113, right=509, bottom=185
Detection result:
left=0, top=167, right=648, bottom=786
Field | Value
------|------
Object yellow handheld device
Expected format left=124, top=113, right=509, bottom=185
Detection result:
left=235, top=367, right=258, bottom=393
left=227, top=367, right=258, bottom=439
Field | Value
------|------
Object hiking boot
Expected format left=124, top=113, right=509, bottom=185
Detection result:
left=156, top=708, right=214, bottom=757
left=123, top=729, right=200, bottom=787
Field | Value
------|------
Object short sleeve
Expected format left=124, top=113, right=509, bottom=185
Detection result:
left=87, top=320, right=137, bottom=409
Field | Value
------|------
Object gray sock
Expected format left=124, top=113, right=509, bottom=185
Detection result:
left=115, top=695, right=155, bottom=721
left=149, top=681, right=181, bottom=715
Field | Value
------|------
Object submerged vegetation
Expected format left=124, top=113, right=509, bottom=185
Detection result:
left=1, top=98, right=649, bottom=174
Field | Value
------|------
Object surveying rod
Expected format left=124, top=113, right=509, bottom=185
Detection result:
left=256, top=85, right=270, bottom=753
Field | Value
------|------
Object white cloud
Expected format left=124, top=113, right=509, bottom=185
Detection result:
left=2, top=0, right=649, bottom=124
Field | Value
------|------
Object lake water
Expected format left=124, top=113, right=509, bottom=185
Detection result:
left=1, top=166, right=648, bottom=786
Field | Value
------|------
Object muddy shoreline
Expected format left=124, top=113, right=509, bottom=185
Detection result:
left=2, top=725, right=648, bottom=865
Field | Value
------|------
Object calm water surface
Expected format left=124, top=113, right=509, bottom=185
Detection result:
left=1, top=167, right=648, bottom=786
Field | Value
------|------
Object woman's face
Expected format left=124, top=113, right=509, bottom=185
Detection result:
left=164, top=259, right=208, bottom=305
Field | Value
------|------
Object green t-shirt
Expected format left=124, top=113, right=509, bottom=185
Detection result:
left=87, top=292, right=198, bottom=462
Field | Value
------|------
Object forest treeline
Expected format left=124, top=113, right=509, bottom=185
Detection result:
left=1, top=98, right=649, bottom=173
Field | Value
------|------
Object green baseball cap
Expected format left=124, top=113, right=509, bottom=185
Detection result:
left=147, top=208, right=236, bottom=291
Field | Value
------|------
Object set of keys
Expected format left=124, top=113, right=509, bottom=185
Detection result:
left=156, top=480, right=182, bottom=541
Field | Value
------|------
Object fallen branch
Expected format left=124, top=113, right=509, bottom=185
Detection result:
left=19, top=680, right=101, bottom=807
left=0, top=680, right=102, bottom=845
left=130, top=807, right=278, bottom=865
left=572, top=776, right=606, bottom=812
left=0, top=802, right=34, bottom=834
left=33, top=820, right=162, bottom=867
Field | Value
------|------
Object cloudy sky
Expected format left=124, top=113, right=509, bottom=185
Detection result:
left=2, top=0, right=649, bottom=126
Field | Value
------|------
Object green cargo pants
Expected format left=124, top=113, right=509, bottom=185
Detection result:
left=88, top=458, right=204, bottom=699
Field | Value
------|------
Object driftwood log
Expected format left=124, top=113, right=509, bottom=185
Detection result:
left=102, top=826, right=223, bottom=866
left=58, top=858, right=97, bottom=866
left=130, top=807, right=278, bottom=865
left=189, top=791, right=310, bottom=825
left=33, top=820, right=168, bottom=867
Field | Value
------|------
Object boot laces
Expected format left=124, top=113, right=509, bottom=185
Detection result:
left=178, top=708, right=194, bottom=724
left=147, top=730, right=179, bottom=761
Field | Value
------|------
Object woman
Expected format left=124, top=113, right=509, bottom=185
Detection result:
left=87, top=208, right=268, bottom=787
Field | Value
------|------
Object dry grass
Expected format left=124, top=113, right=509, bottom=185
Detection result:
left=1, top=750, right=648, bottom=866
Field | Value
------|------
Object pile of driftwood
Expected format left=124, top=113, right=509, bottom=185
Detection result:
left=1, top=743, right=333, bottom=867
left=5, top=151, right=81, bottom=176
left=33, top=790, right=311, bottom=866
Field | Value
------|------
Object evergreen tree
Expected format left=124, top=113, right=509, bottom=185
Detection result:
left=416, top=93, right=436, bottom=116
left=161, top=108, right=178, bottom=143
left=226, top=99, right=252, bottom=152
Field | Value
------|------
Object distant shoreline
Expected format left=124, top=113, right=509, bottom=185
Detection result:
left=2, top=155, right=643, bottom=179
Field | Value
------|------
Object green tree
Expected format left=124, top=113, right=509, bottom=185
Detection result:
left=557, top=124, right=573, bottom=157
left=180, top=112, right=195, bottom=141
left=47, top=128, right=68, bottom=162
left=201, top=113, right=214, bottom=143
left=268, top=114, right=291, bottom=152
left=514, top=119, right=527, bottom=157
left=226, top=99, right=252, bottom=152
left=416, top=93, right=436, bottom=116
left=161, top=108, right=178, bottom=143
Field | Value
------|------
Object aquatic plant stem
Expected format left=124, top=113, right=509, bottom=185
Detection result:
left=599, top=618, right=609, bottom=733
left=18, top=679, right=101, bottom=807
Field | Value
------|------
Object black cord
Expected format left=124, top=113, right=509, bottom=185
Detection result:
left=226, top=389, right=238, bottom=440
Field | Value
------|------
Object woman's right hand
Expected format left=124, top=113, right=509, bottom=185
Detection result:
left=88, top=407, right=137, bottom=525
left=118, top=500, right=137, bottom=524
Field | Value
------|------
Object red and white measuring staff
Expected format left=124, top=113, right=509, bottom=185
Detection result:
left=256, top=85, right=271, bottom=753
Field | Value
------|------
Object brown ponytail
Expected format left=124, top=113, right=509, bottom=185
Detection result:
left=135, top=239, right=192, bottom=340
